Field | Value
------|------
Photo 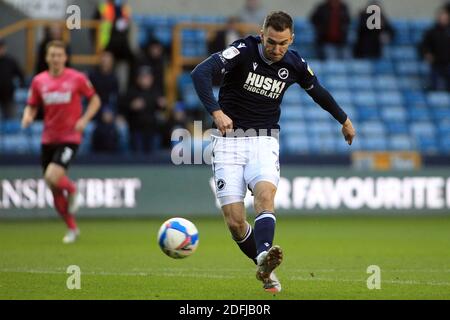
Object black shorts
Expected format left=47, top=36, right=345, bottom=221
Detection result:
left=41, top=143, right=79, bottom=173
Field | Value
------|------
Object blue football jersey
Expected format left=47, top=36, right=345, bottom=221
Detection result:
left=211, top=35, right=317, bottom=130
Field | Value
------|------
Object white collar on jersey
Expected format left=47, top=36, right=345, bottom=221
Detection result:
left=257, top=42, right=275, bottom=65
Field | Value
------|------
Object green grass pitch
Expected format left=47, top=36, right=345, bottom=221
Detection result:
left=0, top=216, right=449, bottom=300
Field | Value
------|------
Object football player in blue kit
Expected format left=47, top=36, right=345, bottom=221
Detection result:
left=191, top=11, right=356, bottom=293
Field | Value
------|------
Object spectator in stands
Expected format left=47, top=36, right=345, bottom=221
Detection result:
left=419, top=7, right=450, bottom=91
left=119, top=66, right=164, bottom=154
left=238, top=0, right=266, bottom=26
left=310, top=0, right=351, bottom=60
left=89, top=50, right=119, bottom=122
left=353, top=1, right=395, bottom=59
left=207, top=16, right=243, bottom=86
left=92, top=107, right=119, bottom=153
left=93, top=0, right=134, bottom=93
left=0, top=38, right=24, bottom=119
left=208, top=16, right=242, bottom=55
left=36, top=23, right=71, bottom=74
left=134, top=39, right=166, bottom=96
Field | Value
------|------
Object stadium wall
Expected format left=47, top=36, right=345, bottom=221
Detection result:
left=1, top=166, right=449, bottom=218
left=127, top=0, right=445, bottom=18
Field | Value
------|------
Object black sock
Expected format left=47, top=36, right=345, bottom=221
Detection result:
left=254, top=211, right=276, bottom=256
left=233, top=222, right=257, bottom=264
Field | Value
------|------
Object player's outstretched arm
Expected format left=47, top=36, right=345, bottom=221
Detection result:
left=21, top=105, right=38, bottom=129
left=75, top=94, right=101, bottom=133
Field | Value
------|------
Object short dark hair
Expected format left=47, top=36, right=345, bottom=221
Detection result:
left=46, top=40, right=67, bottom=54
left=263, top=11, right=293, bottom=32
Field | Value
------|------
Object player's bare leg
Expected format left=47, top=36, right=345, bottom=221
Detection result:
left=44, top=163, right=80, bottom=243
left=253, top=181, right=283, bottom=293
left=221, top=202, right=257, bottom=264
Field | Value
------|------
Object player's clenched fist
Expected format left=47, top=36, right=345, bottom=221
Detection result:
left=212, top=110, right=233, bottom=135
left=342, top=118, right=356, bottom=145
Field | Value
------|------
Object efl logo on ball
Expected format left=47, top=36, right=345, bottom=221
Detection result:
left=157, top=217, right=199, bottom=259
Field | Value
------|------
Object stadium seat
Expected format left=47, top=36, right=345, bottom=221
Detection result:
left=389, top=134, right=414, bottom=151
left=408, top=106, right=431, bottom=121
left=323, top=60, right=348, bottom=74
left=281, top=107, right=304, bottom=120
left=360, top=121, right=386, bottom=136
left=410, top=121, right=436, bottom=137
left=349, top=75, right=373, bottom=90
left=381, top=106, right=407, bottom=121
left=284, top=135, right=310, bottom=154
left=353, top=91, right=377, bottom=108
left=348, top=60, right=373, bottom=74
left=362, top=134, right=388, bottom=151
left=385, top=121, right=409, bottom=134
left=1, top=120, right=22, bottom=134
left=439, top=135, right=450, bottom=153
left=378, top=91, right=403, bottom=106
left=357, top=106, right=379, bottom=121
left=427, top=92, right=450, bottom=108
left=374, top=75, right=398, bottom=90
left=390, top=46, right=418, bottom=61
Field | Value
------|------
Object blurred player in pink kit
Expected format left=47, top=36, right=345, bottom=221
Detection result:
left=21, top=40, right=101, bottom=243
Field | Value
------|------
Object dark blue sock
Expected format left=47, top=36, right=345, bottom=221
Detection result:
left=233, top=223, right=257, bottom=264
left=254, top=211, right=276, bottom=255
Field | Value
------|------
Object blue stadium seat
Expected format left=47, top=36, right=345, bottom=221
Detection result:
left=360, top=121, right=386, bottom=136
left=331, top=90, right=352, bottom=105
left=14, top=88, right=29, bottom=105
left=353, top=91, right=377, bottom=107
left=391, top=20, right=411, bottom=45
left=427, top=92, right=450, bottom=108
left=374, top=75, right=398, bottom=90
left=396, top=61, right=420, bottom=76
left=377, top=91, right=403, bottom=106
left=373, top=60, right=395, bottom=74
left=304, top=105, right=333, bottom=121
left=408, top=106, right=431, bottom=121
left=2, top=133, right=29, bottom=153
left=323, top=60, right=348, bottom=74
left=390, top=46, right=418, bottom=61
left=415, top=136, right=438, bottom=154
left=349, top=75, right=373, bottom=90
left=283, top=88, right=302, bottom=104
left=381, top=106, right=407, bottom=121
left=357, top=106, right=379, bottom=121
left=385, top=121, right=409, bottom=134
left=282, top=121, right=307, bottom=136
left=1, top=120, right=21, bottom=134
left=437, top=120, right=450, bottom=136
left=410, top=121, right=436, bottom=137
left=283, top=135, right=310, bottom=154
left=348, top=60, right=373, bottom=74
left=308, top=134, right=336, bottom=153
left=439, top=135, right=450, bottom=153
left=397, top=76, right=423, bottom=90
left=307, top=121, right=333, bottom=135
left=362, top=134, right=388, bottom=151
left=389, top=134, right=414, bottom=151
left=281, top=107, right=304, bottom=120
left=323, top=75, right=349, bottom=90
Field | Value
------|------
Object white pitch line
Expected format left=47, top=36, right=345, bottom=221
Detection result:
left=1, top=268, right=450, bottom=286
